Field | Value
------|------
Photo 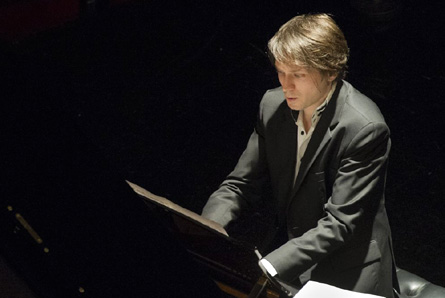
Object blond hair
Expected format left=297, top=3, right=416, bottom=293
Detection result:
left=268, top=13, right=349, bottom=80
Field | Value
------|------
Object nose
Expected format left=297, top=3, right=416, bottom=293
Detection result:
left=281, top=75, right=295, bottom=92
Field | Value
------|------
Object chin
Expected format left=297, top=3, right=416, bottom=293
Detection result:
left=286, top=102, right=301, bottom=111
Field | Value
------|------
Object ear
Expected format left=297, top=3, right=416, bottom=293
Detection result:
left=327, top=72, right=337, bottom=83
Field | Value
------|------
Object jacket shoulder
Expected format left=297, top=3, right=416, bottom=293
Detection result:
left=340, top=81, right=387, bottom=125
left=260, top=87, right=285, bottom=109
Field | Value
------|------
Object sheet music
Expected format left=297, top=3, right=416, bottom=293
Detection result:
left=294, top=281, right=384, bottom=298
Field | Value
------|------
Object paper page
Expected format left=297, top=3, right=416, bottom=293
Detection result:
left=294, top=281, right=384, bottom=298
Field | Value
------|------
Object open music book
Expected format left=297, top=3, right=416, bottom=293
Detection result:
left=126, top=181, right=228, bottom=236
left=125, top=181, right=264, bottom=292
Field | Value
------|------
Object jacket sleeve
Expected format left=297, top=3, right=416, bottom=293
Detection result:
left=265, top=121, right=391, bottom=282
left=201, top=99, right=269, bottom=228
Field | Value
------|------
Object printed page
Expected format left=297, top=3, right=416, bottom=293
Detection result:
left=295, top=281, right=384, bottom=298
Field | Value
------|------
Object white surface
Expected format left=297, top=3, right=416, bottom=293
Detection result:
left=294, top=281, right=384, bottom=298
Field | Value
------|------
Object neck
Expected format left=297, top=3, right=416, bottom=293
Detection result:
left=301, top=111, right=312, bottom=133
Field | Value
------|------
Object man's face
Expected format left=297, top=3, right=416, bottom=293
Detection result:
left=275, top=61, right=336, bottom=115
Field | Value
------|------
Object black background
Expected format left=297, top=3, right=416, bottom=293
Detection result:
left=2, top=0, right=445, bottom=296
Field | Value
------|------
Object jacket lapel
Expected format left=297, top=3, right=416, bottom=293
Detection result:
left=276, top=101, right=299, bottom=219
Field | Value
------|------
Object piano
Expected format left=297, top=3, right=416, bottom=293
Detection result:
left=1, top=105, right=281, bottom=298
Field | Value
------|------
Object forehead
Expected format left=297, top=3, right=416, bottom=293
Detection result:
left=275, top=61, right=308, bottom=72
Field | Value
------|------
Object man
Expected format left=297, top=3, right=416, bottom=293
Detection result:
left=202, top=13, right=398, bottom=297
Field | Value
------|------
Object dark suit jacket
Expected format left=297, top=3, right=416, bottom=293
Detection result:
left=202, top=80, right=397, bottom=297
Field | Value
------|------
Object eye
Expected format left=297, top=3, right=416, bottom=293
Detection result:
left=294, top=73, right=305, bottom=78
